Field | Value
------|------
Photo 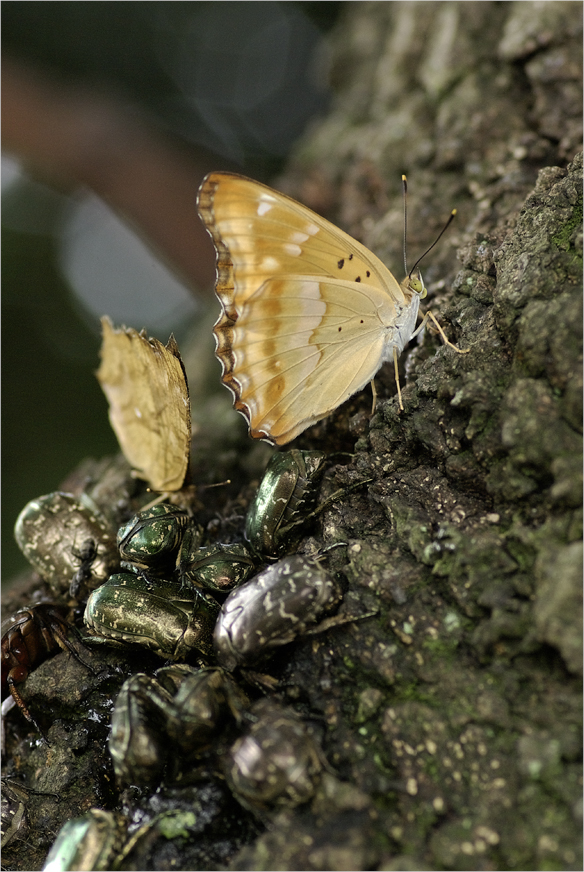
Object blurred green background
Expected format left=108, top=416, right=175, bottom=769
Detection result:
left=2, top=1, right=340, bottom=584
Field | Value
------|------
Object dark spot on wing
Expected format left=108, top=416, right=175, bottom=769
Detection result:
left=355, top=276, right=361, bottom=282
left=337, top=259, right=344, bottom=269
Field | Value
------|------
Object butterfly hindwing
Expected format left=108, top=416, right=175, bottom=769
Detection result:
left=217, top=276, right=416, bottom=444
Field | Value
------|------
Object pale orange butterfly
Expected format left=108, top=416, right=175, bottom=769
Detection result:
left=197, top=172, right=465, bottom=446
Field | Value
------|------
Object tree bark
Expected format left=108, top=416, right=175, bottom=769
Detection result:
left=3, top=3, right=582, bottom=870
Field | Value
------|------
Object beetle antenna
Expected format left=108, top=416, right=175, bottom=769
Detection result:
left=409, top=209, right=457, bottom=278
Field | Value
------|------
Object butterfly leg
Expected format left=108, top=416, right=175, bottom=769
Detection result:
left=393, top=347, right=404, bottom=410
left=411, top=311, right=470, bottom=354
left=372, top=355, right=405, bottom=412
left=370, top=378, right=378, bottom=414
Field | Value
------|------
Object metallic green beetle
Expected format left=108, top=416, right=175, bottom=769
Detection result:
left=117, top=504, right=190, bottom=571
left=109, top=673, right=172, bottom=787
left=109, top=665, right=248, bottom=787
left=83, top=572, right=219, bottom=660
left=43, top=808, right=197, bottom=872
left=175, top=527, right=255, bottom=593
left=42, top=809, right=126, bottom=872
left=117, top=506, right=254, bottom=594
left=156, top=664, right=248, bottom=755
left=244, top=449, right=327, bottom=558
left=14, top=492, right=119, bottom=597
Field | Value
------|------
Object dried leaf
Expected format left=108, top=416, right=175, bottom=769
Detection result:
left=97, top=317, right=191, bottom=491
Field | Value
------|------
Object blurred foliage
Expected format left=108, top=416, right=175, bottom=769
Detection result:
left=2, top=1, right=340, bottom=171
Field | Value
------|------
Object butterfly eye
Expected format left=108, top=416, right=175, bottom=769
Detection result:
left=409, top=272, right=427, bottom=299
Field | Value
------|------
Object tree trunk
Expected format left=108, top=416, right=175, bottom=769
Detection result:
left=3, top=3, right=581, bottom=870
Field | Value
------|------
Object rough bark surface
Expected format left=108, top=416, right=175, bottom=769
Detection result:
left=3, top=3, right=582, bottom=871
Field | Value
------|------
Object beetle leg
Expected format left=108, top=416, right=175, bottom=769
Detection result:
left=7, top=677, right=50, bottom=745
left=82, top=634, right=131, bottom=650
left=278, top=477, right=374, bottom=542
left=239, top=669, right=280, bottom=693
left=47, top=617, right=98, bottom=676
left=135, top=568, right=158, bottom=590
left=303, top=605, right=378, bottom=636
left=175, top=572, right=198, bottom=596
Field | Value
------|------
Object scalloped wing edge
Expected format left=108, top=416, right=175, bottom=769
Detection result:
left=198, top=174, right=276, bottom=444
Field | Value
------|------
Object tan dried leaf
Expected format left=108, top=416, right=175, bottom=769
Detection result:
left=97, top=317, right=191, bottom=491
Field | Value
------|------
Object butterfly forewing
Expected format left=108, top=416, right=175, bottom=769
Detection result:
left=198, top=173, right=405, bottom=308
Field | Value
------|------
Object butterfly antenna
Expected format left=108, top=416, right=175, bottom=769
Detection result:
left=409, top=209, right=457, bottom=278
left=402, top=174, right=409, bottom=276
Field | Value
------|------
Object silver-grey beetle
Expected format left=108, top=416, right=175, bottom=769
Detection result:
left=244, top=450, right=327, bottom=558
left=84, top=572, right=220, bottom=660
left=213, top=555, right=342, bottom=671
left=224, top=699, right=325, bottom=811
left=14, top=492, right=119, bottom=597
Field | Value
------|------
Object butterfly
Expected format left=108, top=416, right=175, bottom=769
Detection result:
left=197, top=172, right=466, bottom=446
left=97, top=317, right=191, bottom=492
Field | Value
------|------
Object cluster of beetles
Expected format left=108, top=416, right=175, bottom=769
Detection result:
left=2, top=449, right=366, bottom=869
